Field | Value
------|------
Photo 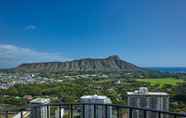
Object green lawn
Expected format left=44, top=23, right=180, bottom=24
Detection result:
left=137, top=78, right=184, bottom=87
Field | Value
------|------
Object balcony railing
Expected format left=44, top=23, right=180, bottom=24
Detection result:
left=0, top=103, right=186, bottom=118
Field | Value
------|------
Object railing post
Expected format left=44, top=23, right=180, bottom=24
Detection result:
left=20, top=111, right=23, bottom=118
left=94, top=104, right=96, bottom=118
left=129, top=108, right=132, bottom=118
left=105, top=105, right=108, bottom=118
left=82, top=104, right=85, bottom=118
left=158, top=112, right=161, bottom=118
left=47, top=105, right=49, bottom=118
left=70, top=104, right=73, bottom=118
left=68, top=104, right=70, bottom=118
left=116, top=107, right=120, bottom=118
left=143, top=110, right=146, bottom=118
left=174, top=115, right=177, bottom=118
left=5, top=111, right=8, bottom=118
left=59, top=105, right=61, bottom=118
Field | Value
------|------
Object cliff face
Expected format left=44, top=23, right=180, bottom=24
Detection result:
left=15, top=55, right=144, bottom=72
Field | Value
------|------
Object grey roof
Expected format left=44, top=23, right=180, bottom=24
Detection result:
left=30, top=98, right=50, bottom=104
left=127, top=92, right=169, bottom=96
left=127, top=87, right=169, bottom=96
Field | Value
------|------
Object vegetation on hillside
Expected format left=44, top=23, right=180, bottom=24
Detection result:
left=0, top=76, right=186, bottom=112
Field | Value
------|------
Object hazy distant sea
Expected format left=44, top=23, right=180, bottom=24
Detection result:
left=146, top=67, right=186, bottom=73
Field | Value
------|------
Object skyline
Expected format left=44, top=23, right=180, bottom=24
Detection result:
left=0, top=0, right=186, bottom=68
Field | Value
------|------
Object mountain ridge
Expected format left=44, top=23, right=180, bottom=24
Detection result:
left=15, top=55, right=145, bottom=72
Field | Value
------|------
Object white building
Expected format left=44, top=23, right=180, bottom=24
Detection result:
left=30, top=98, right=50, bottom=118
left=127, top=87, right=169, bottom=118
left=80, top=95, right=112, bottom=118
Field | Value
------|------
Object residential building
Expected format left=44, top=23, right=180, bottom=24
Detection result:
left=127, top=87, right=169, bottom=118
left=30, top=98, right=50, bottom=118
left=80, top=95, right=112, bottom=118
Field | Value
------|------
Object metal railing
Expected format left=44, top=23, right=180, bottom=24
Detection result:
left=1, top=103, right=186, bottom=118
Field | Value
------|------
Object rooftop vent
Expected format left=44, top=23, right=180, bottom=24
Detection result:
left=132, top=87, right=149, bottom=95
left=138, top=87, right=149, bottom=94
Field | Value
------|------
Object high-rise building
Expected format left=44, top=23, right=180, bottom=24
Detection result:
left=80, top=95, right=112, bottom=118
left=127, top=87, right=169, bottom=118
left=30, top=98, right=50, bottom=118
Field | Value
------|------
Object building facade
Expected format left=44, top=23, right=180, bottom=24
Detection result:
left=80, top=95, right=112, bottom=118
left=127, top=87, right=169, bottom=118
left=30, top=98, right=50, bottom=118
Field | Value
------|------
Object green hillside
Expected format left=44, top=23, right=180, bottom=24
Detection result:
left=137, top=78, right=184, bottom=87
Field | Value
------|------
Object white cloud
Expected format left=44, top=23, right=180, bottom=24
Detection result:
left=0, top=44, right=66, bottom=68
left=24, top=25, right=37, bottom=31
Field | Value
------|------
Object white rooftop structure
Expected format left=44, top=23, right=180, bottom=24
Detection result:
left=80, top=95, right=112, bottom=104
left=127, top=87, right=169, bottom=96
left=30, top=98, right=50, bottom=104
left=80, top=95, right=108, bottom=100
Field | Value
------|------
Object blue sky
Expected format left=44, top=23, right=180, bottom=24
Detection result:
left=0, top=0, right=186, bottom=68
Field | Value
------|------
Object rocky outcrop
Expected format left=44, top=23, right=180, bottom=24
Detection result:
left=15, top=55, right=144, bottom=72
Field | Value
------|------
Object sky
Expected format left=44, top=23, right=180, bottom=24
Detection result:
left=0, top=0, right=186, bottom=68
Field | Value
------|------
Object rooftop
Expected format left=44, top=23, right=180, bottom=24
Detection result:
left=30, top=98, right=50, bottom=104
left=80, top=95, right=109, bottom=100
left=127, top=87, right=169, bottom=96
left=127, top=92, right=169, bottom=96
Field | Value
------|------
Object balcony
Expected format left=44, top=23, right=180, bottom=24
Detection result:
left=0, top=103, right=186, bottom=118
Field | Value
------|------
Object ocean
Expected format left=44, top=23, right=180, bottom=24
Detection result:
left=146, top=67, right=186, bottom=73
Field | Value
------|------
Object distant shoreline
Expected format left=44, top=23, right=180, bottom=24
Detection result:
left=145, top=67, right=186, bottom=73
